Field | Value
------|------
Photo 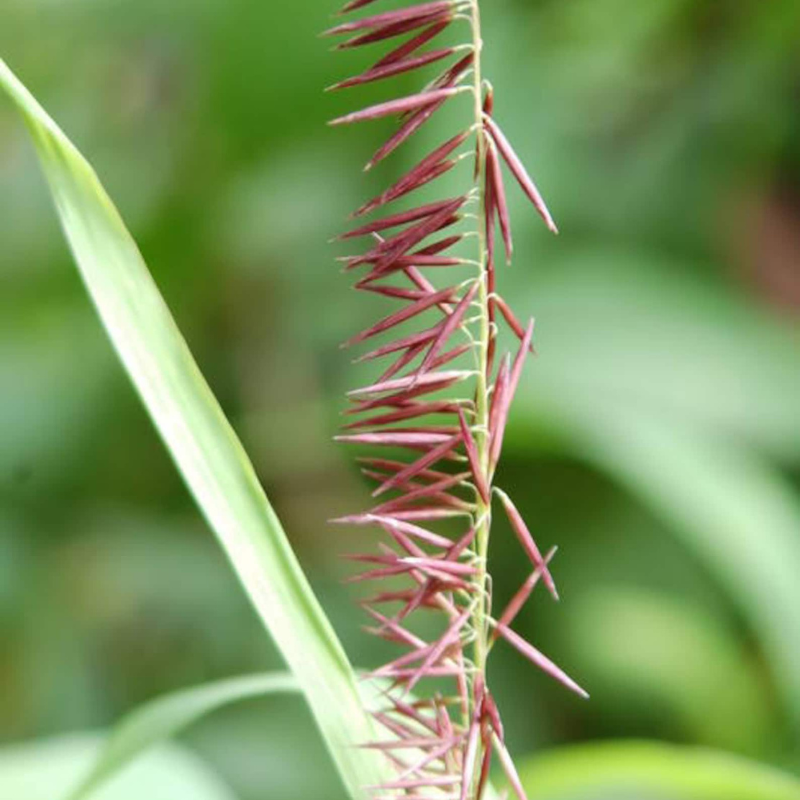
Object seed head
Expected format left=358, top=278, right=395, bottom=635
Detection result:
left=326, top=1, right=586, bottom=797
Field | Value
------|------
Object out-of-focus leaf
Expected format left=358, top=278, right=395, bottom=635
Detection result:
left=0, top=735, right=236, bottom=800
left=529, top=258, right=800, bottom=459
left=0, top=308, right=111, bottom=485
left=68, top=673, right=297, bottom=800
left=0, top=59, right=386, bottom=799
left=566, top=587, right=772, bottom=753
left=517, top=398, right=800, bottom=731
left=506, top=258, right=800, bottom=729
left=518, top=740, right=800, bottom=800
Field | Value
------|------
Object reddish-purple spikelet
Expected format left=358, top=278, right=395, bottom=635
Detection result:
left=348, top=369, right=471, bottom=398
left=366, top=55, right=474, bottom=168
left=368, top=205, right=463, bottom=261
left=373, top=433, right=462, bottom=497
left=457, top=408, right=490, bottom=504
left=347, top=233, right=462, bottom=271
left=496, top=488, right=558, bottom=601
left=494, top=734, right=530, bottom=800
left=411, top=233, right=465, bottom=257
left=342, top=197, right=463, bottom=239
left=494, top=623, right=588, bottom=699
left=378, top=506, right=471, bottom=523
left=327, top=2, right=579, bottom=796
left=356, top=161, right=455, bottom=215
left=359, top=131, right=469, bottom=211
left=374, top=19, right=451, bottom=67
left=488, top=354, right=510, bottom=439
left=376, top=341, right=430, bottom=383
left=363, top=606, right=427, bottom=647
left=406, top=556, right=475, bottom=578
left=348, top=376, right=467, bottom=413
left=476, top=736, right=494, bottom=800
left=323, top=1, right=454, bottom=37
left=405, top=602, right=473, bottom=693
left=493, top=547, right=557, bottom=636
left=336, top=431, right=454, bottom=447
left=343, top=401, right=462, bottom=428
left=483, top=85, right=495, bottom=117
left=430, top=51, right=475, bottom=93
left=446, top=525, right=477, bottom=561
left=330, top=87, right=462, bottom=126
left=484, top=115, right=559, bottom=234
left=428, top=342, right=472, bottom=370
left=459, top=678, right=484, bottom=800
left=336, top=10, right=453, bottom=53
left=489, top=319, right=534, bottom=470
left=373, top=213, right=460, bottom=270
left=487, top=138, right=513, bottom=262
left=358, top=456, right=451, bottom=476
left=328, top=47, right=457, bottom=91
left=484, top=137, right=497, bottom=275
left=369, top=198, right=466, bottom=271
left=484, top=690, right=504, bottom=742
left=492, top=294, right=535, bottom=351
left=343, top=286, right=456, bottom=347
left=356, top=255, right=465, bottom=280
left=508, top=318, right=535, bottom=394
left=354, top=326, right=441, bottom=364
left=359, top=285, right=429, bottom=302
left=414, top=282, right=477, bottom=379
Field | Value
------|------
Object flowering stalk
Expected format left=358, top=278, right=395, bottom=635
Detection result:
left=325, top=2, right=587, bottom=798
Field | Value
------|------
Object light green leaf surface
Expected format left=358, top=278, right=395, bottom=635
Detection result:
left=519, top=740, right=800, bottom=800
left=504, top=257, right=800, bottom=732
left=0, top=58, right=385, bottom=799
left=517, top=396, right=800, bottom=730
left=530, top=258, right=800, bottom=458
left=68, top=673, right=298, bottom=800
left=0, top=735, right=236, bottom=800
left=566, top=587, right=771, bottom=753
left=68, top=672, right=500, bottom=800
left=575, top=411, right=800, bottom=724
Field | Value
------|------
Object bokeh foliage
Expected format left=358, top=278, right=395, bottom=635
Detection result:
left=1, top=0, right=799, bottom=798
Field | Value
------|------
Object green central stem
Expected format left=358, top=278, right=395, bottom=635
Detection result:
left=467, top=0, right=493, bottom=793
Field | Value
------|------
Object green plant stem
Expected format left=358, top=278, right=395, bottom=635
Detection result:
left=468, top=0, right=493, bottom=795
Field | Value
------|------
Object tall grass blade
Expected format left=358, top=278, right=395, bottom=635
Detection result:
left=0, top=58, right=385, bottom=799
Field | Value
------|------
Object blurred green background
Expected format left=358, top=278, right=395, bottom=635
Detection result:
left=1, top=0, right=799, bottom=798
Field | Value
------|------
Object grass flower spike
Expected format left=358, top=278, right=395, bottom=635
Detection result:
left=325, top=2, right=588, bottom=797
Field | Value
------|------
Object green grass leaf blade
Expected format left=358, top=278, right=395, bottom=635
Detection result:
left=0, top=58, right=385, bottom=799
left=68, top=673, right=298, bottom=800
left=518, top=740, right=800, bottom=800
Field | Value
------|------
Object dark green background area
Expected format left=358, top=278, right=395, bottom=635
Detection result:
left=1, top=1, right=799, bottom=798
